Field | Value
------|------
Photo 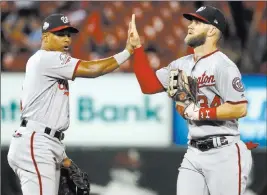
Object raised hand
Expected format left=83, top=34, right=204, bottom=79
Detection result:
left=125, top=17, right=134, bottom=54
left=129, top=14, right=141, bottom=49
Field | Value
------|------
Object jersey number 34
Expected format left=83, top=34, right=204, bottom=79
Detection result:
left=198, top=95, right=221, bottom=108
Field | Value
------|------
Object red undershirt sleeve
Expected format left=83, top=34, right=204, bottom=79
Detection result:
left=133, top=46, right=165, bottom=94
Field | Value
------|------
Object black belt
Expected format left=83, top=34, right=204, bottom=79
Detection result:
left=20, top=119, right=64, bottom=141
left=190, top=135, right=230, bottom=151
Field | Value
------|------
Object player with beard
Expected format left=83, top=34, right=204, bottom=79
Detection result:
left=128, top=5, right=256, bottom=195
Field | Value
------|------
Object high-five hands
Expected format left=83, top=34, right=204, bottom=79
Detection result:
left=125, top=14, right=142, bottom=54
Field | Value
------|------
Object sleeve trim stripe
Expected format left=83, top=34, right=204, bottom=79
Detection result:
left=72, top=60, right=81, bottom=80
left=226, top=100, right=248, bottom=105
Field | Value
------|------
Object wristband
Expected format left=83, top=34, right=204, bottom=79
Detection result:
left=199, top=107, right=217, bottom=120
left=113, top=50, right=131, bottom=66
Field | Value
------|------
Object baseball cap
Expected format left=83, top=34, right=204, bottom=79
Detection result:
left=42, top=13, right=79, bottom=33
left=183, top=6, right=227, bottom=33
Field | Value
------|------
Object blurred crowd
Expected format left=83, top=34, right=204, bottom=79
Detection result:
left=1, top=1, right=266, bottom=74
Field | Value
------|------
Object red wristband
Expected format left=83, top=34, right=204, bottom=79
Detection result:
left=199, top=107, right=217, bottom=120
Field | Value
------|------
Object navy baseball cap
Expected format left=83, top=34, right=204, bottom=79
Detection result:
left=183, top=6, right=227, bottom=33
left=42, top=13, right=79, bottom=33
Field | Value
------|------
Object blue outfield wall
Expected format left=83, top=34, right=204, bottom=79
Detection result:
left=173, top=75, right=267, bottom=147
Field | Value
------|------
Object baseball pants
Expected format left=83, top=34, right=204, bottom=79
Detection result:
left=177, top=137, right=252, bottom=195
left=7, top=126, right=66, bottom=195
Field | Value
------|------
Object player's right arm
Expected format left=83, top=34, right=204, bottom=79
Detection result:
left=129, top=14, right=168, bottom=94
left=40, top=50, right=131, bottom=81
left=133, top=46, right=166, bottom=94
left=74, top=51, right=129, bottom=79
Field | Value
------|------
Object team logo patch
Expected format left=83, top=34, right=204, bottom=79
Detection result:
left=196, top=6, right=206, bottom=12
left=232, top=77, right=244, bottom=92
left=43, top=22, right=49, bottom=30
left=59, top=53, right=71, bottom=65
left=61, top=16, right=69, bottom=23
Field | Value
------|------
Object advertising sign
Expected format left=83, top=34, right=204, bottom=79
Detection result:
left=1, top=73, right=172, bottom=147
left=173, top=75, right=267, bottom=147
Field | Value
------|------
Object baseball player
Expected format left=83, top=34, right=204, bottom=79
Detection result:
left=7, top=13, right=133, bottom=195
left=128, top=6, right=257, bottom=195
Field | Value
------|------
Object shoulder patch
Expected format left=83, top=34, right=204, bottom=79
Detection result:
left=59, top=53, right=71, bottom=65
left=232, top=77, right=244, bottom=92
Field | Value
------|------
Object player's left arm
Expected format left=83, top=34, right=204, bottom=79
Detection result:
left=212, top=101, right=247, bottom=120
left=184, top=65, right=248, bottom=121
left=198, top=65, right=248, bottom=120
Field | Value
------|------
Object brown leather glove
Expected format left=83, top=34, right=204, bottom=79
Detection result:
left=168, top=69, right=197, bottom=118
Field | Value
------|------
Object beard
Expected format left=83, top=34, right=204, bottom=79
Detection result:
left=184, top=32, right=207, bottom=48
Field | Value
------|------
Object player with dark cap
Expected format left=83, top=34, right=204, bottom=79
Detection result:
left=8, top=13, right=134, bottom=195
left=183, top=5, right=227, bottom=33
left=128, top=5, right=256, bottom=195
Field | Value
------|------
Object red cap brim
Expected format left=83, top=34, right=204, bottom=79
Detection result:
left=49, top=25, right=79, bottom=33
left=183, top=13, right=210, bottom=24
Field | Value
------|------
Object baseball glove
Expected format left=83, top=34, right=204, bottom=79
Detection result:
left=58, top=158, right=90, bottom=195
left=167, top=69, right=198, bottom=118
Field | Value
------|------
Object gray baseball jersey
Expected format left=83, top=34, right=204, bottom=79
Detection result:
left=20, top=50, right=81, bottom=131
left=156, top=50, right=247, bottom=139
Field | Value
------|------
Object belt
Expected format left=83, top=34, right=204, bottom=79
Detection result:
left=190, top=135, right=231, bottom=151
left=20, top=119, right=64, bottom=141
